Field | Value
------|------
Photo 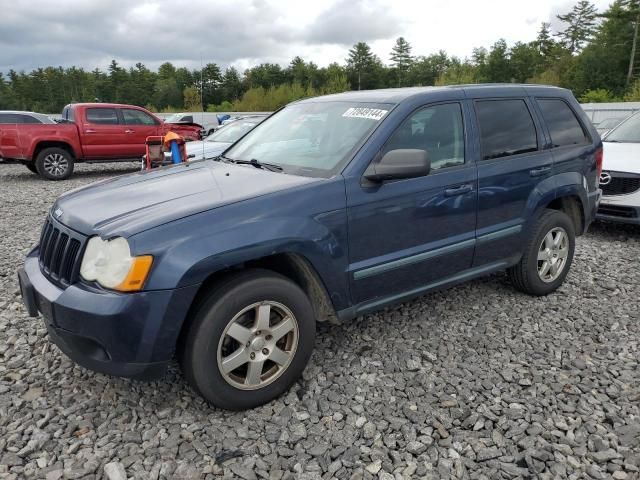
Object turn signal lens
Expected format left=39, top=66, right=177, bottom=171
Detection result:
left=114, top=255, right=153, bottom=292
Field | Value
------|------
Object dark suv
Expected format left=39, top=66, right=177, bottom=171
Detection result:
left=18, top=85, right=602, bottom=410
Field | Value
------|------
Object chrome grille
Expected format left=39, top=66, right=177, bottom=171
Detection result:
left=38, top=217, right=86, bottom=287
left=601, top=173, right=640, bottom=196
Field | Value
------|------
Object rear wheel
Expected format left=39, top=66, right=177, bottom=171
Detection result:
left=180, top=269, right=316, bottom=410
left=35, top=147, right=74, bottom=180
left=508, top=209, right=575, bottom=296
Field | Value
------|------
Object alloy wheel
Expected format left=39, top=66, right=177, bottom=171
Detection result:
left=216, top=301, right=299, bottom=390
left=43, top=153, right=69, bottom=177
left=537, top=227, right=569, bottom=283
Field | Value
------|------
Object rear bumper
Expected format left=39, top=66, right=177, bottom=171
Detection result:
left=19, top=251, right=199, bottom=380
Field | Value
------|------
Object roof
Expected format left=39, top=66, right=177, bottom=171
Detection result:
left=66, top=103, right=149, bottom=109
left=298, top=84, right=568, bottom=105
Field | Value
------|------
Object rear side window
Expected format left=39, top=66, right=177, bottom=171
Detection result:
left=62, top=106, right=75, bottom=122
left=86, top=108, right=118, bottom=125
left=475, top=99, right=538, bottom=160
left=536, top=99, right=588, bottom=147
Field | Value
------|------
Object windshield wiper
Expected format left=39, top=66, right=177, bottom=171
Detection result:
left=225, top=157, right=283, bottom=172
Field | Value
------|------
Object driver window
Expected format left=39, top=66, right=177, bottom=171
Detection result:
left=383, top=103, right=465, bottom=170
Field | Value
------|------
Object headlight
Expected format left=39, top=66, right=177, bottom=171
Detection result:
left=80, top=236, right=153, bottom=292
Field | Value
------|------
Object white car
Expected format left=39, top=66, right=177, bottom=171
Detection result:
left=165, top=116, right=265, bottom=163
left=597, top=112, right=640, bottom=225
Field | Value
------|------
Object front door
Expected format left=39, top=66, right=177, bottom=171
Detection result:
left=346, top=102, right=477, bottom=307
left=119, top=108, right=162, bottom=157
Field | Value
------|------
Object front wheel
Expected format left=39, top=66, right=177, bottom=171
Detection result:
left=180, top=270, right=316, bottom=410
left=35, top=147, right=74, bottom=180
left=508, top=209, right=575, bottom=296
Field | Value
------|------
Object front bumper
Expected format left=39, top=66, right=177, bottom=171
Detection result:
left=596, top=191, right=640, bottom=225
left=18, top=250, right=199, bottom=380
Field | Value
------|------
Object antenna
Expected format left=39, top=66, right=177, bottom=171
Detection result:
left=200, top=52, right=205, bottom=161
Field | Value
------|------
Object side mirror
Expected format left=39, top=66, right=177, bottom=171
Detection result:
left=364, top=149, right=430, bottom=183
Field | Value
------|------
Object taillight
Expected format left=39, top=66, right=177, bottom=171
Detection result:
left=595, top=147, right=603, bottom=180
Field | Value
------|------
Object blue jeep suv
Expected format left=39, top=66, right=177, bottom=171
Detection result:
left=18, top=85, right=602, bottom=409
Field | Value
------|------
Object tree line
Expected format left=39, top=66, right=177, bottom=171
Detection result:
left=1, top=0, right=639, bottom=114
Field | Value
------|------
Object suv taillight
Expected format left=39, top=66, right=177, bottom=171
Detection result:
left=595, top=147, right=603, bottom=182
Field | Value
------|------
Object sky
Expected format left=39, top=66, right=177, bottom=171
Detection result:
left=0, top=0, right=614, bottom=75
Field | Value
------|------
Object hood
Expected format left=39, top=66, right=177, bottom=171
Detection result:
left=602, top=141, right=640, bottom=174
left=185, top=140, right=231, bottom=160
left=53, top=161, right=319, bottom=237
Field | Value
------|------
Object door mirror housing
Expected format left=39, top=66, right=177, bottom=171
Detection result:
left=364, top=149, right=431, bottom=183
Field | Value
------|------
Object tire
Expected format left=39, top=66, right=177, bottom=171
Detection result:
left=508, top=209, right=575, bottom=296
left=25, top=163, right=38, bottom=174
left=35, top=147, right=74, bottom=180
left=180, top=269, right=316, bottom=410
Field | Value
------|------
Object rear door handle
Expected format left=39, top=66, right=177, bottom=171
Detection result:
left=444, top=184, right=473, bottom=197
left=530, top=166, right=552, bottom=177
left=85, top=129, right=96, bottom=133
left=125, top=129, right=135, bottom=134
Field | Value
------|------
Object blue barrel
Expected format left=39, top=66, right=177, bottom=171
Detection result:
left=169, top=140, right=182, bottom=164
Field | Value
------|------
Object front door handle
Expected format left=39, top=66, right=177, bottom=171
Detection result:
left=530, top=166, right=552, bottom=177
left=85, top=129, right=96, bottom=133
left=444, top=184, right=473, bottom=197
left=125, top=129, right=135, bottom=134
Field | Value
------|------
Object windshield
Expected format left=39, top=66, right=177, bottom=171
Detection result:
left=224, top=101, right=391, bottom=177
left=164, top=114, right=182, bottom=123
left=207, top=120, right=260, bottom=143
left=606, top=113, right=640, bottom=142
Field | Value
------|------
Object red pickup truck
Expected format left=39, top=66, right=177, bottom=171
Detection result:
left=0, top=103, right=202, bottom=180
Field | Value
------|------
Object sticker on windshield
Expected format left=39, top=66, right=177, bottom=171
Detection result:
left=342, top=107, right=388, bottom=121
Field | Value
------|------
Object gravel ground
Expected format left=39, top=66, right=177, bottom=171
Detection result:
left=1, top=162, right=639, bottom=480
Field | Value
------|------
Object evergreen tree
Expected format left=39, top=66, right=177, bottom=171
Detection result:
left=390, top=37, right=414, bottom=86
left=346, top=42, right=376, bottom=90
left=556, top=1, right=599, bottom=53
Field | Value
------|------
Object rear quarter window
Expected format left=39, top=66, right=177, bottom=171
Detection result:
left=536, top=98, right=589, bottom=147
left=86, top=108, right=119, bottom=125
left=475, top=99, right=538, bottom=160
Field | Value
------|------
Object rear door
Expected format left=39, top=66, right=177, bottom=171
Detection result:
left=533, top=97, right=593, bottom=185
left=80, top=107, right=129, bottom=159
left=119, top=108, right=161, bottom=157
left=0, top=113, right=20, bottom=159
left=471, top=96, right=554, bottom=267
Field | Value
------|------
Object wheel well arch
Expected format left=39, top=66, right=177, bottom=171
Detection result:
left=33, top=141, right=76, bottom=160
left=176, top=253, right=338, bottom=354
left=544, top=195, right=585, bottom=235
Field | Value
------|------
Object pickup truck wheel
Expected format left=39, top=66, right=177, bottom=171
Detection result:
left=25, top=163, right=38, bottom=174
left=180, top=269, right=316, bottom=410
left=508, top=209, right=575, bottom=296
left=35, top=147, right=74, bottom=180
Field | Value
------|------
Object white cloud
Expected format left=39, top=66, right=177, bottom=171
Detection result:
left=0, top=0, right=614, bottom=74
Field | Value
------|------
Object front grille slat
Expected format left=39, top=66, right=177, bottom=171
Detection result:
left=601, top=174, right=640, bottom=196
left=51, top=233, right=68, bottom=276
left=38, top=216, right=86, bottom=287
